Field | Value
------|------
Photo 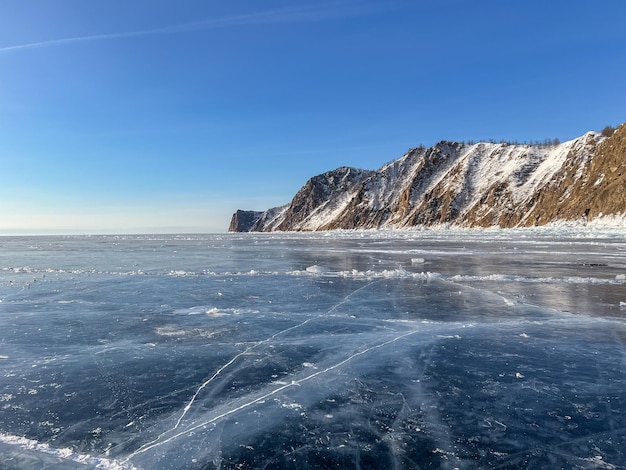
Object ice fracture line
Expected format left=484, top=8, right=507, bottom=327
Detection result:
left=123, top=327, right=420, bottom=461
left=174, top=278, right=379, bottom=427
left=0, top=285, right=28, bottom=303
left=326, top=279, right=380, bottom=314
left=129, top=279, right=381, bottom=458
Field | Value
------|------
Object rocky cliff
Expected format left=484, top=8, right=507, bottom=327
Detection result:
left=230, top=124, right=626, bottom=232
left=228, top=210, right=263, bottom=232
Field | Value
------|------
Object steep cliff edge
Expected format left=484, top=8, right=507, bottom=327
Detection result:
left=547, top=124, right=626, bottom=223
left=229, top=125, right=625, bottom=232
left=253, top=166, right=374, bottom=232
left=228, top=210, right=263, bottom=232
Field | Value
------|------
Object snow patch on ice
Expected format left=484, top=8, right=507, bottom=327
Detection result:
left=155, top=327, right=187, bottom=337
left=448, top=273, right=625, bottom=285
left=289, top=266, right=440, bottom=280
left=0, top=432, right=137, bottom=469
left=280, top=402, right=303, bottom=410
left=174, top=306, right=259, bottom=317
left=305, top=265, right=328, bottom=274
left=337, top=269, right=438, bottom=280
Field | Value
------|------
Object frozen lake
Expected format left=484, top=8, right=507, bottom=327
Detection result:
left=0, top=228, right=625, bottom=469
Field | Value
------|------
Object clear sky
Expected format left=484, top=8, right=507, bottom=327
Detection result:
left=1, top=0, right=625, bottom=234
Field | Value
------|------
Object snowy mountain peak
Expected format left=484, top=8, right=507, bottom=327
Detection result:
left=230, top=125, right=626, bottom=231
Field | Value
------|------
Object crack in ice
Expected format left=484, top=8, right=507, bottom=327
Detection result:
left=123, top=327, right=419, bottom=462
left=172, top=279, right=380, bottom=428
left=123, top=279, right=382, bottom=462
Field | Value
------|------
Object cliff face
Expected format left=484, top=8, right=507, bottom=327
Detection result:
left=229, top=125, right=626, bottom=232
left=549, top=125, right=626, bottom=222
left=254, top=167, right=374, bottom=232
left=228, top=210, right=263, bottom=232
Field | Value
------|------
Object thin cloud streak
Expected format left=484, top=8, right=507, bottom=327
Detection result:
left=0, top=1, right=372, bottom=53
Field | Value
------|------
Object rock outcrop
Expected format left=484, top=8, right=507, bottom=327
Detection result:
left=228, top=210, right=263, bottom=232
left=269, top=167, right=374, bottom=231
left=229, top=124, right=626, bottom=232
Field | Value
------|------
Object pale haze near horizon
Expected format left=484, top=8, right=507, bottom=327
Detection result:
left=1, top=0, right=625, bottom=234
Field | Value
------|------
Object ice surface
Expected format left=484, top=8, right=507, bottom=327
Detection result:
left=0, top=229, right=625, bottom=469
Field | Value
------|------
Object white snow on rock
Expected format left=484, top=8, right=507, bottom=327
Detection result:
left=243, top=129, right=625, bottom=232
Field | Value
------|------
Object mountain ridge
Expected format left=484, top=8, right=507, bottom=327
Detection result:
left=229, top=124, right=626, bottom=232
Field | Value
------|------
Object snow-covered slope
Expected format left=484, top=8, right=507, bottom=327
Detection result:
left=262, top=166, right=374, bottom=231
left=231, top=125, right=626, bottom=231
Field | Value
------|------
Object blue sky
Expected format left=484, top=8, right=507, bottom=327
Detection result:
left=1, top=0, right=625, bottom=234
